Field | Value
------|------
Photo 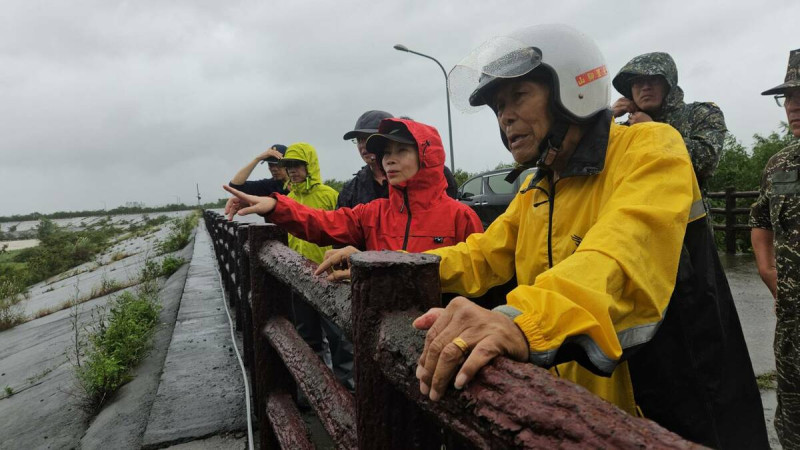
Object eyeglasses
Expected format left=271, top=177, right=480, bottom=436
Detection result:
left=775, top=91, right=800, bottom=107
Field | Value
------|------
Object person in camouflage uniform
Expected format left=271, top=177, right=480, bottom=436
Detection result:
left=751, top=48, right=800, bottom=449
left=612, top=52, right=727, bottom=191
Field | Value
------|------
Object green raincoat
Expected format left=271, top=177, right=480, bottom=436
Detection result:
left=283, top=142, right=339, bottom=264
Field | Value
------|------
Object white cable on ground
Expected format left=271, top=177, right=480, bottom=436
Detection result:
left=208, top=225, right=255, bottom=450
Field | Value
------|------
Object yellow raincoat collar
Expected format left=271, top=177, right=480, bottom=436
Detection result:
left=523, top=110, right=612, bottom=193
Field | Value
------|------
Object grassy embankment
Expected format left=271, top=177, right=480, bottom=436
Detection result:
left=68, top=212, right=200, bottom=413
left=0, top=212, right=198, bottom=330
left=1, top=212, right=200, bottom=403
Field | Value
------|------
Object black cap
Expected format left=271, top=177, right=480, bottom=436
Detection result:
left=342, top=110, right=393, bottom=140
left=265, top=144, right=287, bottom=164
left=365, top=121, right=416, bottom=154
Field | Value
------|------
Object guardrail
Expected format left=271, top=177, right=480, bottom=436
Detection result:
left=707, top=187, right=759, bottom=254
left=202, top=210, right=695, bottom=449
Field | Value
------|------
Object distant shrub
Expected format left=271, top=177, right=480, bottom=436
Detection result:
left=157, top=212, right=199, bottom=254
left=0, top=279, right=26, bottom=331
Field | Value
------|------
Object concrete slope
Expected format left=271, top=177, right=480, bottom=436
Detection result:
left=79, top=242, right=194, bottom=450
left=142, top=221, right=246, bottom=448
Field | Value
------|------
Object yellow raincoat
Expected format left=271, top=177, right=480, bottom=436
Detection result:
left=283, top=143, right=339, bottom=264
left=428, top=115, right=705, bottom=414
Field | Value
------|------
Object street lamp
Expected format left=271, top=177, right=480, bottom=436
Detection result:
left=393, top=44, right=455, bottom=172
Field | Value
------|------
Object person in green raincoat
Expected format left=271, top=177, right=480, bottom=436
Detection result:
left=279, top=142, right=339, bottom=263
left=276, top=142, right=344, bottom=385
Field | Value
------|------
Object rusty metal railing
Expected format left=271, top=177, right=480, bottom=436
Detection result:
left=203, top=210, right=697, bottom=449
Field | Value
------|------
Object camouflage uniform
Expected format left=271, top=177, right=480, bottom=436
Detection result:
left=751, top=48, right=800, bottom=449
left=613, top=52, right=727, bottom=190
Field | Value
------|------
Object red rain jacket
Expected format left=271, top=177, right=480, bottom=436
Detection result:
left=267, top=119, right=483, bottom=252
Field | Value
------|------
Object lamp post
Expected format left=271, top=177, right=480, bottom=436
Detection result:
left=393, top=44, right=455, bottom=172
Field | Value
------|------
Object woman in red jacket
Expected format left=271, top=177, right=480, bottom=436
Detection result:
left=224, top=118, right=482, bottom=255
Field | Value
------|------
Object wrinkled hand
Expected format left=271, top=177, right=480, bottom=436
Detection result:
left=611, top=97, right=637, bottom=118
left=256, top=147, right=284, bottom=163
left=628, top=111, right=653, bottom=125
left=413, top=297, right=529, bottom=402
left=314, top=246, right=360, bottom=281
left=222, top=185, right=278, bottom=217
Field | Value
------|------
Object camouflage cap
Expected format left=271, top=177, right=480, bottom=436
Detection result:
left=762, top=48, right=800, bottom=95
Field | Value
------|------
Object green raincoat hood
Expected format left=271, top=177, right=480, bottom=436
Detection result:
left=283, top=142, right=323, bottom=194
left=612, top=52, right=685, bottom=119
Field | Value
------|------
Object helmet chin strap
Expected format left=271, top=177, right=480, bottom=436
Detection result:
left=536, top=119, right=570, bottom=169
left=504, top=119, right=570, bottom=183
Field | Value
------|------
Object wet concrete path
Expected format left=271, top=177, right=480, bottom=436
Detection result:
left=142, top=220, right=246, bottom=448
left=721, top=253, right=780, bottom=448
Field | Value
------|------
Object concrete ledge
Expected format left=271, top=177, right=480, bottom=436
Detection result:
left=142, top=222, right=246, bottom=448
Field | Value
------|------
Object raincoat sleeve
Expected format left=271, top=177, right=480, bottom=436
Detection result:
left=432, top=125, right=695, bottom=375
left=268, top=194, right=367, bottom=249
left=683, top=103, right=726, bottom=182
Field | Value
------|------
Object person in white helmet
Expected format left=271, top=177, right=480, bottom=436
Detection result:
left=411, top=24, right=767, bottom=448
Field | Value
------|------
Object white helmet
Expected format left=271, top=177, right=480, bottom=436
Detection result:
left=449, top=24, right=609, bottom=123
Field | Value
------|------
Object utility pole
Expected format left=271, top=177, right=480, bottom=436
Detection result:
left=196, top=183, right=201, bottom=206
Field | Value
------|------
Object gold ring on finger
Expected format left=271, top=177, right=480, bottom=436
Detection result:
left=452, top=337, right=469, bottom=355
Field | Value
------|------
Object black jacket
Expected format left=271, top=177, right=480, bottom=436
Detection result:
left=336, top=165, right=458, bottom=209
left=229, top=178, right=288, bottom=196
left=627, top=217, right=769, bottom=449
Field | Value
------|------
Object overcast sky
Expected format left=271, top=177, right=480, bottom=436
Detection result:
left=1, top=0, right=797, bottom=216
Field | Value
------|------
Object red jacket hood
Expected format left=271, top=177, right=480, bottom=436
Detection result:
left=377, top=118, right=449, bottom=212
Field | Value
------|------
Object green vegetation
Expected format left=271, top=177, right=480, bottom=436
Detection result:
left=26, top=367, right=53, bottom=385
left=708, top=124, right=795, bottom=193
left=159, top=256, right=186, bottom=278
left=7, top=217, right=124, bottom=288
left=140, top=255, right=187, bottom=282
left=756, top=370, right=777, bottom=390
left=71, top=284, right=161, bottom=413
left=157, top=211, right=200, bottom=254
left=706, top=124, right=795, bottom=252
left=0, top=279, right=27, bottom=331
left=0, top=213, right=175, bottom=299
left=324, top=178, right=345, bottom=192
left=3, top=386, right=12, bottom=397
left=0, top=199, right=227, bottom=223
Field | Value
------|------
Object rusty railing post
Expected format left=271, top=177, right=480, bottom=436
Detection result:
left=725, top=186, right=736, bottom=254
left=350, top=251, right=443, bottom=449
left=248, top=224, right=295, bottom=449
left=235, top=224, right=249, bottom=333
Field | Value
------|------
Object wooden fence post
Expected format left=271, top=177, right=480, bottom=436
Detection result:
left=725, top=186, right=737, bottom=254
left=248, top=224, right=295, bottom=449
left=350, top=251, right=443, bottom=449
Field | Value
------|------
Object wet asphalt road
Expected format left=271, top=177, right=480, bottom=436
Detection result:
left=721, top=253, right=776, bottom=376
